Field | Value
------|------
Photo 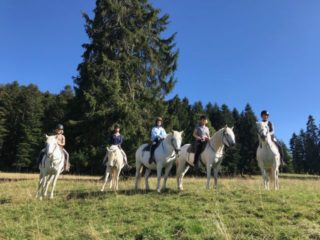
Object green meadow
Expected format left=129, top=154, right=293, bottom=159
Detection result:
left=0, top=174, right=320, bottom=240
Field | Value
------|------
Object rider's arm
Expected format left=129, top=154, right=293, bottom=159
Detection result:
left=268, top=122, right=275, bottom=135
left=160, top=128, right=167, bottom=139
left=58, top=135, right=65, bottom=147
left=119, top=135, right=124, bottom=145
left=193, top=128, right=202, bottom=140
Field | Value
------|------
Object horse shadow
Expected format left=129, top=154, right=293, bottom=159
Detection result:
left=65, top=188, right=180, bottom=200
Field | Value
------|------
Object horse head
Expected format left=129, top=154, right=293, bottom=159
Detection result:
left=256, top=122, right=269, bottom=142
left=107, top=145, right=119, bottom=165
left=222, top=125, right=236, bottom=147
left=170, top=130, right=184, bottom=154
left=45, top=135, right=58, bottom=158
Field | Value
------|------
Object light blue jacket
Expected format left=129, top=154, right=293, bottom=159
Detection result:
left=151, top=126, right=167, bottom=141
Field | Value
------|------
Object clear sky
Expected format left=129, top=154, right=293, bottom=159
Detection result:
left=1, top=0, right=319, bottom=143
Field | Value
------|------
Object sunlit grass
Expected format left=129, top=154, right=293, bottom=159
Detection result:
left=0, top=174, right=320, bottom=239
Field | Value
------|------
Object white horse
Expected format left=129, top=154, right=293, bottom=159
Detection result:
left=176, top=126, right=235, bottom=190
left=36, top=135, right=65, bottom=200
left=256, top=122, right=280, bottom=190
left=101, top=145, right=125, bottom=192
left=135, top=131, right=183, bottom=193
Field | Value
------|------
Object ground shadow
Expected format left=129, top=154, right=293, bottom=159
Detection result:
left=65, top=187, right=181, bottom=200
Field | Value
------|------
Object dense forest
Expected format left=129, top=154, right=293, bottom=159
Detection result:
left=0, top=0, right=319, bottom=175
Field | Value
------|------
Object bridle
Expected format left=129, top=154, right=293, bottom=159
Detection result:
left=222, top=129, right=234, bottom=147
left=170, top=137, right=181, bottom=155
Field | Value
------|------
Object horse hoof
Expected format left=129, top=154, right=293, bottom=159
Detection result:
left=157, top=189, right=161, bottom=193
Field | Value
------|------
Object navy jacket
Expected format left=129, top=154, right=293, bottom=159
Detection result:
left=109, top=134, right=124, bottom=146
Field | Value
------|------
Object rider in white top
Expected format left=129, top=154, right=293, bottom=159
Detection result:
left=149, top=117, right=167, bottom=163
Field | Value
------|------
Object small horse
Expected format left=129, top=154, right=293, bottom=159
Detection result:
left=256, top=122, right=280, bottom=190
left=101, top=145, right=125, bottom=192
left=176, top=126, right=235, bottom=190
left=135, top=131, right=183, bottom=193
left=36, top=135, right=65, bottom=200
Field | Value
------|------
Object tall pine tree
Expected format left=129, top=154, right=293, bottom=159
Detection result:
left=71, top=0, right=178, bottom=172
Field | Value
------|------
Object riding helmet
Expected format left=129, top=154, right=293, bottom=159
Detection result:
left=56, top=124, right=64, bottom=130
left=260, top=110, right=269, bottom=116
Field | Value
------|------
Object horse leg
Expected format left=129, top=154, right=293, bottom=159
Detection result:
left=273, top=168, right=279, bottom=190
left=36, top=173, right=44, bottom=199
left=213, top=167, right=219, bottom=190
left=156, top=164, right=163, bottom=193
left=116, top=168, right=121, bottom=191
left=145, top=168, right=151, bottom=191
left=50, top=173, right=60, bottom=199
left=44, top=174, right=54, bottom=197
left=206, top=163, right=212, bottom=190
left=176, top=158, right=186, bottom=190
left=101, top=167, right=111, bottom=192
left=135, top=161, right=143, bottom=191
left=162, top=162, right=173, bottom=191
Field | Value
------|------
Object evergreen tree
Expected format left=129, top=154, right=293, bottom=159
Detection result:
left=237, top=104, right=258, bottom=175
left=290, top=131, right=306, bottom=173
left=71, top=0, right=178, bottom=172
left=304, top=115, right=319, bottom=173
left=206, top=103, right=224, bottom=130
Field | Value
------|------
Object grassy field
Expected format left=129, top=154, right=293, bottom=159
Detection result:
left=0, top=173, right=320, bottom=240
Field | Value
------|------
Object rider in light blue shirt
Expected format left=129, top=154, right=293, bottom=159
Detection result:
left=151, top=123, right=167, bottom=141
left=149, top=117, right=167, bottom=163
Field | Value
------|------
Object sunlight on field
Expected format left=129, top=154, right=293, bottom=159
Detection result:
left=0, top=174, right=320, bottom=240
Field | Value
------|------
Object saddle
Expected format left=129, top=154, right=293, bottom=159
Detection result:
left=187, top=141, right=207, bottom=154
left=143, top=144, right=152, bottom=152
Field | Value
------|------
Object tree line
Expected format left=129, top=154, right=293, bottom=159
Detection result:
left=0, top=0, right=317, bottom=175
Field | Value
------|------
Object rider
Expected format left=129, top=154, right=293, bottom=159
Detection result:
left=37, top=124, right=69, bottom=171
left=192, top=115, right=210, bottom=168
left=55, top=124, right=70, bottom=172
left=107, top=124, right=129, bottom=167
left=260, top=110, right=285, bottom=166
left=149, top=117, right=167, bottom=164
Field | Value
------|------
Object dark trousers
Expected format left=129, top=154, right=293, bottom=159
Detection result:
left=149, top=139, right=161, bottom=163
left=194, top=140, right=207, bottom=166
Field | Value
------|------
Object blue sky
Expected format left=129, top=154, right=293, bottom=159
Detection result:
left=1, top=0, right=319, bottom=143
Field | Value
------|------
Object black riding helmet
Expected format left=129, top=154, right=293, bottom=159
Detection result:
left=56, top=124, right=64, bottom=130
left=260, top=110, right=269, bottom=117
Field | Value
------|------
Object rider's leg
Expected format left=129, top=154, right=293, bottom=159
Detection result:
left=120, top=149, right=128, bottom=165
left=149, top=140, right=159, bottom=164
left=272, top=135, right=285, bottom=166
left=63, top=149, right=70, bottom=171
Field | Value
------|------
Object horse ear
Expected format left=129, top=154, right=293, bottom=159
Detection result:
left=231, top=126, right=234, bottom=130
left=45, top=134, right=49, bottom=139
left=225, top=124, right=228, bottom=128
left=180, top=130, right=184, bottom=135
left=106, top=147, right=111, bottom=152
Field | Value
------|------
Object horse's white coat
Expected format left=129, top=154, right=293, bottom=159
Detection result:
left=101, top=145, right=125, bottom=192
left=36, top=135, right=64, bottom=200
left=176, top=127, right=235, bottom=190
left=135, top=131, right=183, bottom=193
left=256, top=122, right=280, bottom=190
